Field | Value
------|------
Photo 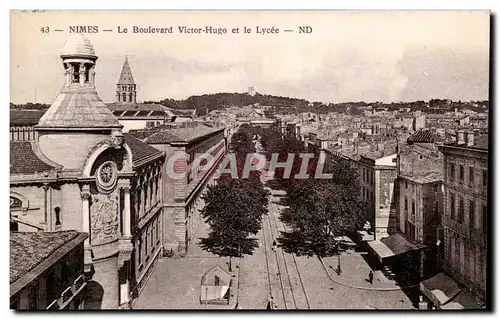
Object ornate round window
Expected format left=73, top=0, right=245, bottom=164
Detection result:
left=96, top=161, right=117, bottom=192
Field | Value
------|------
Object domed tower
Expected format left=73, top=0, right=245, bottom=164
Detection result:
left=33, top=35, right=135, bottom=309
left=35, top=34, right=124, bottom=170
left=116, top=56, right=136, bottom=104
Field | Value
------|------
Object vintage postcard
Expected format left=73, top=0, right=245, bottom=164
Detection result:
left=9, top=10, right=490, bottom=310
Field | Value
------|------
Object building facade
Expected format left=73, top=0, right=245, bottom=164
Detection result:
left=132, top=123, right=227, bottom=255
left=439, top=131, right=487, bottom=301
left=9, top=35, right=165, bottom=309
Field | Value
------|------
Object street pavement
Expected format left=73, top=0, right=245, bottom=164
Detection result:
left=133, top=215, right=232, bottom=309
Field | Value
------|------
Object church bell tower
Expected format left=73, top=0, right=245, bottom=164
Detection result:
left=116, top=57, right=136, bottom=103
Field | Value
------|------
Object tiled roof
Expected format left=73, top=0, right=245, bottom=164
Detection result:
left=145, top=124, right=223, bottom=144
left=106, top=103, right=168, bottom=112
left=36, top=85, right=121, bottom=129
left=10, top=141, right=56, bottom=175
left=443, top=133, right=489, bottom=151
left=474, top=135, right=489, bottom=150
left=360, top=144, right=398, bottom=160
left=408, top=129, right=443, bottom=144
left=169, top=108, right=195, bottom=117
left=123, top=133, right=164, bottom=167
left=10, top=109, right=47, bottom=126
left=399, top=171, right=443, bottom=184
left=10, top=231, right=79, bottom=284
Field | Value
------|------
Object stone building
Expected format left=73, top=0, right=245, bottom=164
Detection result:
left=10, top=231, right=88, bottom=310
left=396, top=130, right=444, bottom=246
left=130, top=122, right=226, bottom=255
left=358, top=147, right=398, bottom=239
left=394, top=130, right=445, bottom=280
left=419, top=130, right=487, bottom=309
left=420, top=131, right=487, bottom=308
left=9, top=35, right=165, bottom=309
left=116, top=56, right=136, bottom=104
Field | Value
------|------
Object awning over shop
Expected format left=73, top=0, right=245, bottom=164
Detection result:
left=420, top=272, right=461, bottom=308
left=367, top=233, right=423, bottom=262
left=442, top=288, right=484, bottom=310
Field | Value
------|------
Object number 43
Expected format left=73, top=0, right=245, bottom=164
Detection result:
left=40, top=26, right=49, bottom=33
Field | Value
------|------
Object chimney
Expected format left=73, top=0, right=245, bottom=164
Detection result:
left=457, top=130, right=465, bottom=145
left=466, top=131, right=475, bottom=147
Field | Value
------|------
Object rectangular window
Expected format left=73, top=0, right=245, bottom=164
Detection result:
left=469, top=200, right=475, bottom=228
left=458, top=197, right=464, bottom=223
left=450, top=163, right=455, bottom=181
left=405, top=181, right=408, bottom=189
left=483, top=170, right=488, bottom=187
left=412, top=199, right=415, bottom=215
left=404, top=196, right=408, bottom=212
left=450, top=194, right=456, bottom=220
left=459, top=165, right=464, bottom=182
left=469, top=167, right=474, bottom=185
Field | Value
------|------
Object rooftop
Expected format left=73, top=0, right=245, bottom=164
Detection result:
left=10, top=109, right=47, bottom=126
left=10, top=231, right=82, bottom=284
left=36, top=85, right=122, bottom=130
left=61, top=34, right=96, bottom=58
left=144, top=124, right=223, bottom=145
left=117, top=57, right=135, bottom=85
left=123, top=133, right=164, bottom=167
left=408, top=129, right=443, bottom=144
left=399, top=171, right=443, bottom=184
left=106, top=102, right=168, bottom=112
left=442, top=134, right=489, bottom=151
left=10, top=141, right=56, bottom=175
left=360, top=143, right=398, bottom=160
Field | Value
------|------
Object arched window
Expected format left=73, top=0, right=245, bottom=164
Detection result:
left=55, top=207, right=61, bottom=226
left=122, top=92, right=126, bottom=102
left=129, top=93, right=133, bottom=102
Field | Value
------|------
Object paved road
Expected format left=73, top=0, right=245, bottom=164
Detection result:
left=133, top=214, right=232, bottom=309
left=238, top=139, right=414, bottom=309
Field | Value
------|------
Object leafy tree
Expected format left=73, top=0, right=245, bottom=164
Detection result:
left=200, top=178, right=269, bottom=270
left=229, top=131, right=256, bottom=154
left=280, top=162, right=370, bottom=257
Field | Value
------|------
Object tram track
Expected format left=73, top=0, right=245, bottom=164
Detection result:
left=267, top=192, right=311, bottom=310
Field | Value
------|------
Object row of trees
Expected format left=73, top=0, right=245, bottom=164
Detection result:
left=200, top=127, right=270, bottom=270
left=258, top=127, right=371, bottom=257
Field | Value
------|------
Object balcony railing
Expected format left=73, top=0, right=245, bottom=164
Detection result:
left=45, top=275, right=87, bottom=310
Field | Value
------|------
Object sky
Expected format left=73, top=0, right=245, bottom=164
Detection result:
left=10, top=10, right=490, bottom=104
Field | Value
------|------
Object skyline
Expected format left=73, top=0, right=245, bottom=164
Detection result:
left=11, top=11, right=490, bottom=104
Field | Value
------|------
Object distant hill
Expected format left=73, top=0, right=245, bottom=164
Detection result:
left=145, top=92, right=311, bottom=116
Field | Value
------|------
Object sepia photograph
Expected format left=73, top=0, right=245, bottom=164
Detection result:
left=9, top=10, right=490, bottom=310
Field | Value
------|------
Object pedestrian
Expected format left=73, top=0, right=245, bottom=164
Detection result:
left=368, top=270, right=374, bottom=284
